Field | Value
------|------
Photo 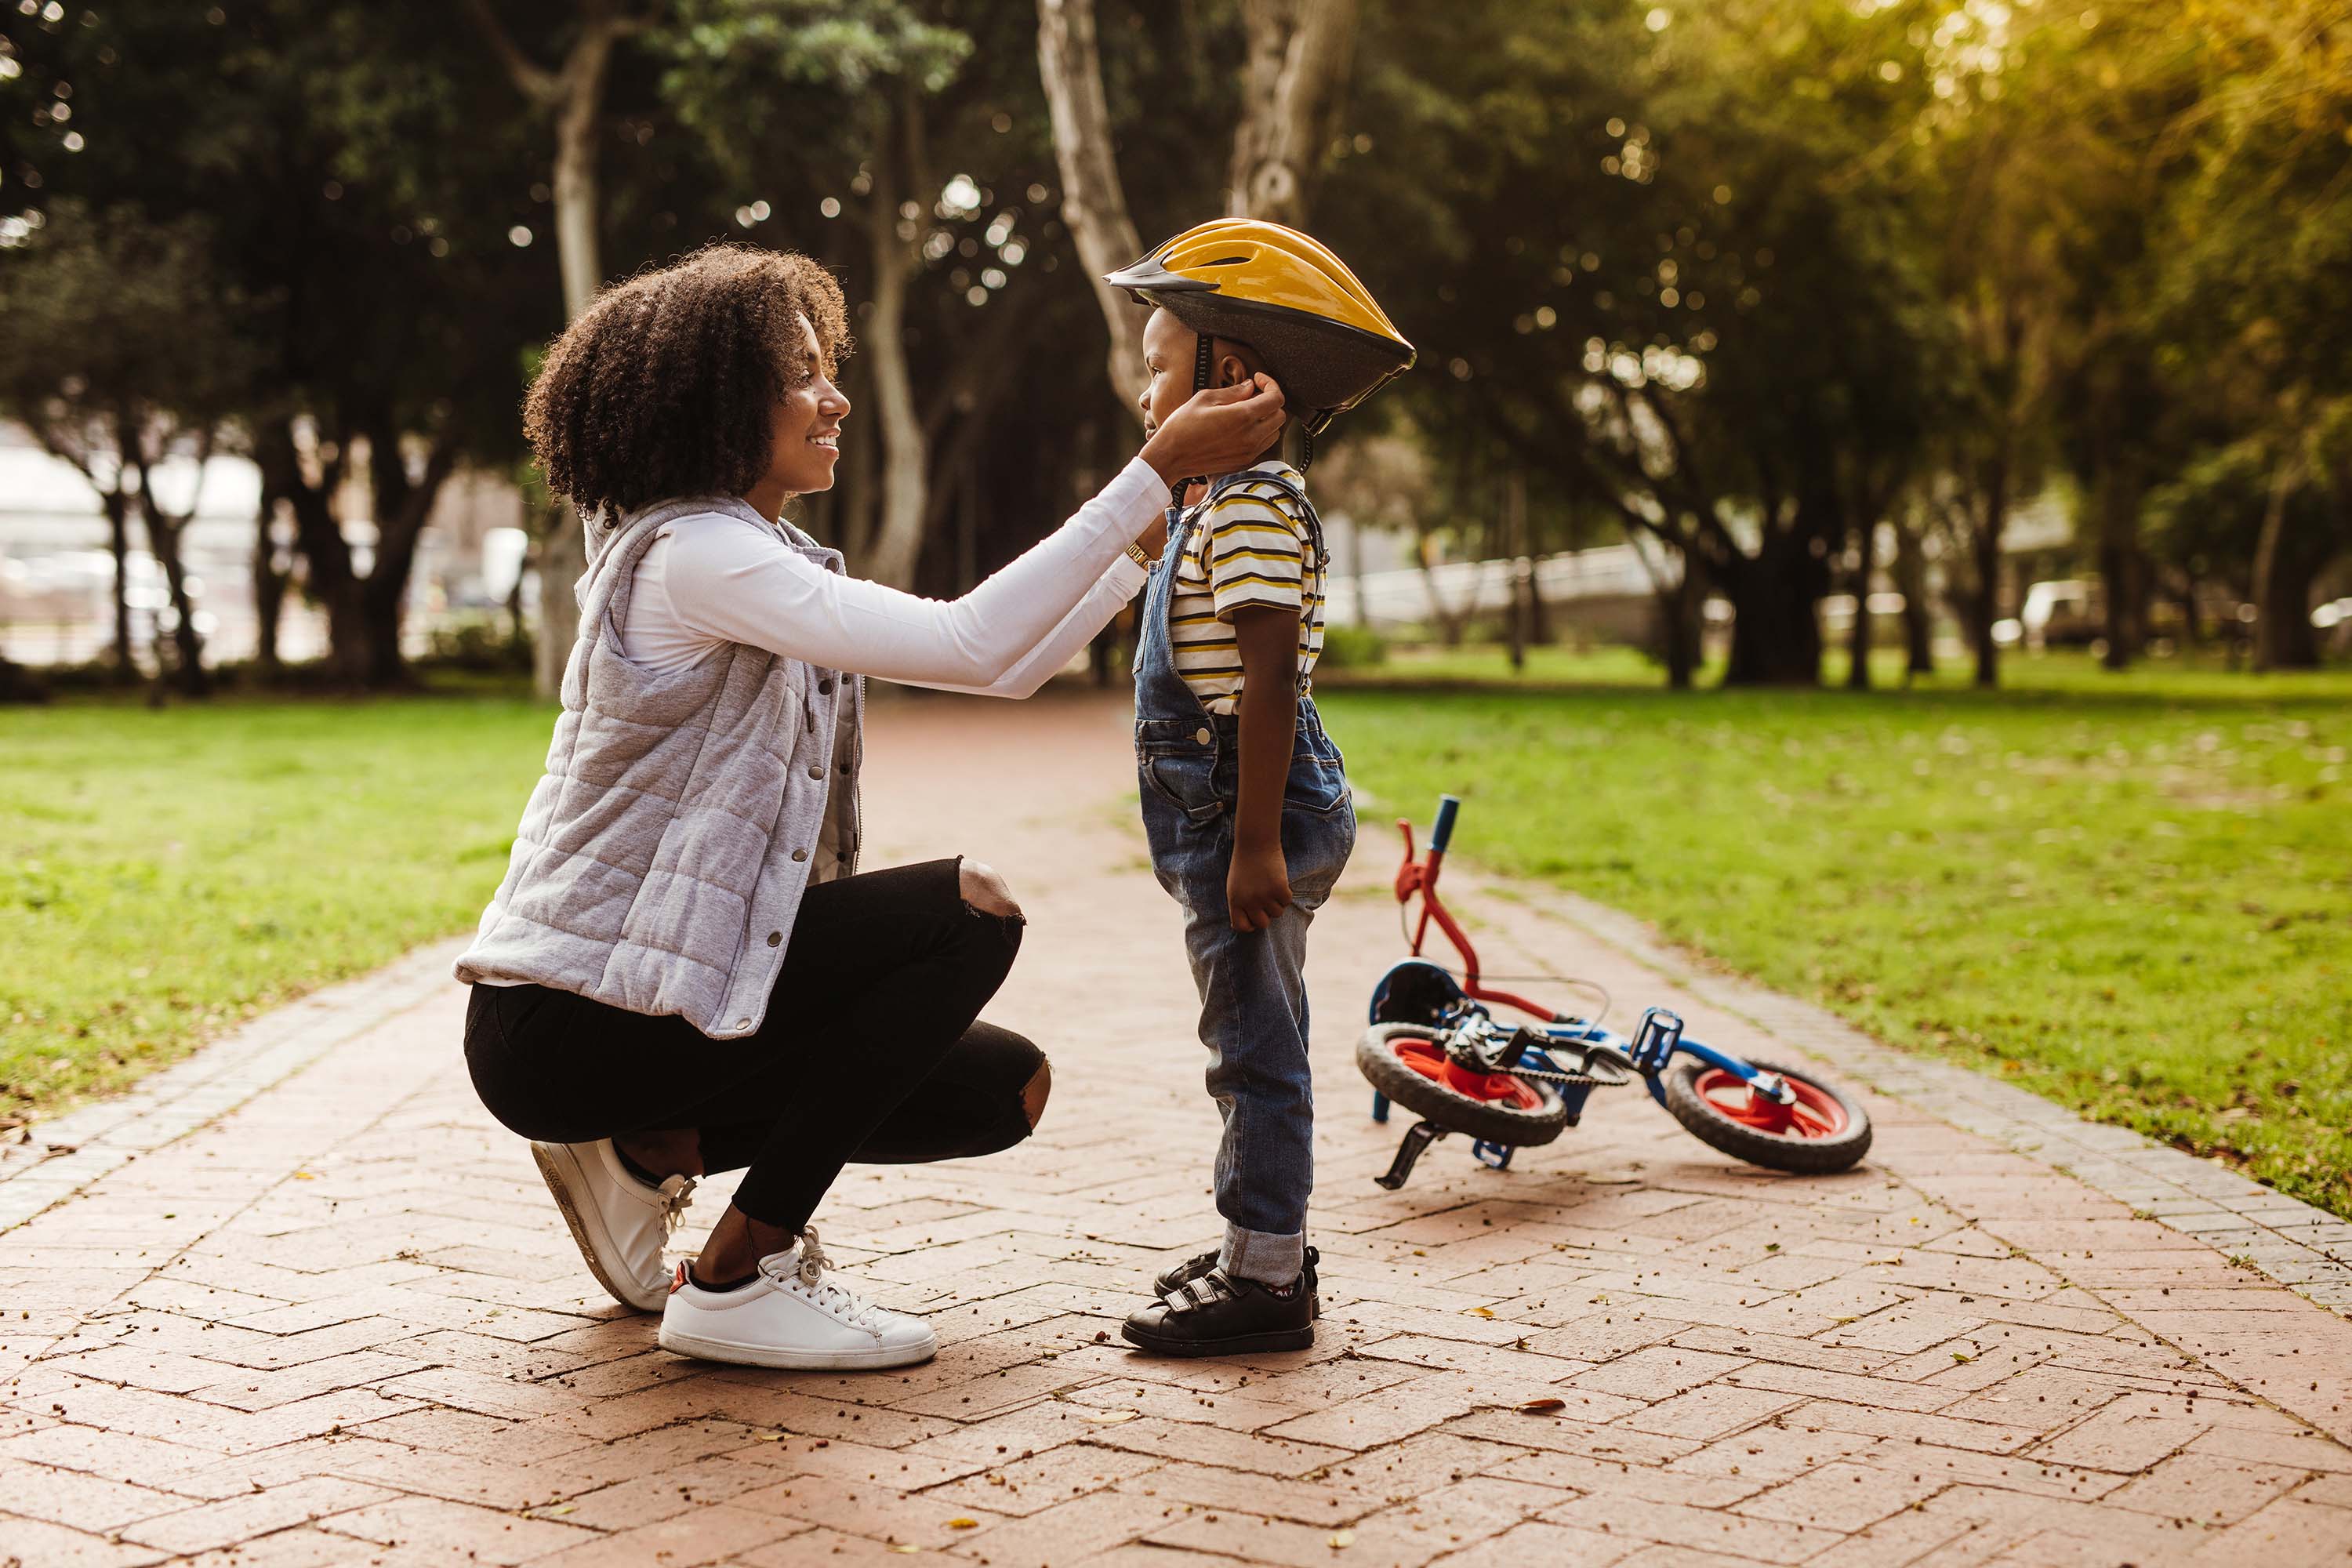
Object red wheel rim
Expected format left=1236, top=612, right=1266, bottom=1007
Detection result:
left=1692, top=1069, right=1849, bottom=1139
left=1390, top=1036, right=1546, bottom=1110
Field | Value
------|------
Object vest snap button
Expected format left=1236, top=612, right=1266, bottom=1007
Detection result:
left=809, top=764, right=824, bottom=780
left=1194, top=727, right=1211, bottom=746
left=736, top=1018, right=751, bottom=1029
left=818, top=678, right=833, bottom=695
left=791, top=848, right=808, bottom=862
left=767, top=931, right=782, bottom=947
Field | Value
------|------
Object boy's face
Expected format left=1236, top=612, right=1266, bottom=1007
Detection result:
left=1138, top=307, right=1259, bottom=437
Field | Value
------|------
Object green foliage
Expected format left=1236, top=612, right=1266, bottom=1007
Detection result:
left=1316, top=622, right=1388, bottom=670
left=1323, top=659, right=2352, bottom=1217
left=0, top=689, right=549, bottom=1122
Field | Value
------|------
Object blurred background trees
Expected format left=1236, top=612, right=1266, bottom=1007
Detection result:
left=2, top=0, right=2347, bottom=694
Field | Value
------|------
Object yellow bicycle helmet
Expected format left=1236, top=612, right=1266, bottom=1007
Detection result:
left=1105, top=218, right=1415, bottom=437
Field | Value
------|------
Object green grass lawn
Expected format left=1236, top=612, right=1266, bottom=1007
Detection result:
left=1319, top=652, right=2352, bottom=1217
left=1, top=683, right=550, bottom=1124
left=5, top=652, right=2347, bottom=1222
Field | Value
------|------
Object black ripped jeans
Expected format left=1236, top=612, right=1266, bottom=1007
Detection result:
left=464, top=858, right=1034, bottom=1230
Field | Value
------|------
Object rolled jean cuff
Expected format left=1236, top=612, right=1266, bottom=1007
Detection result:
left=1220, top=1222, right=1305, bottom=1286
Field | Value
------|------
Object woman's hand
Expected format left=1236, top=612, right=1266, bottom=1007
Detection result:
left=1141, top=375, right=1287, bottom=487
left=960, top=859, right=1023, bottom=920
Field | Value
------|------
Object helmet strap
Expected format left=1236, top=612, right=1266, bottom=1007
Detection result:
left=1171, top=328, right=1219, bottom=509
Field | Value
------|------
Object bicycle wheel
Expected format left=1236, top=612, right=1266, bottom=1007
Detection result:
left=1356, top=1024, right=1570, bottom=1148
left=1662, top=1057, right=1871, bottom=1174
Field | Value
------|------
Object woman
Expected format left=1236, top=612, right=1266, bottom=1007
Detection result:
left=457, top=244, right=1283, bottom=1371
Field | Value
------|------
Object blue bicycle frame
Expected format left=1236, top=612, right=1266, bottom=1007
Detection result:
left=1372, top=795, right=1793, bottom=1170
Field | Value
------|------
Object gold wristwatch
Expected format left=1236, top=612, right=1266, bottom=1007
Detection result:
left=1124, top=542, right=1153, bottom=570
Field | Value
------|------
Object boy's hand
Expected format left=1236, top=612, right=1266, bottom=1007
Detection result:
left=1228, top=840, right=1293, bottom=932
left=1142, top=374, right=1287, bottom=486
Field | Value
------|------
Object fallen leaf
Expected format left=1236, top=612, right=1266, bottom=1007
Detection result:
left=542, top=1504, right=574, bottom=1517
left=1516, top=1398, right=1566, bottom=1414
left=751, top=1431, right=784, bottom=1442
left=1328, top=1530, right=1356, bottom=1549
left=947, top=1518, right=978, bottom=1530
left=1080, top=1410, right=1138, bottom=1425
left=1466, top=1307, right=1495, bottom=1319
left=292, top=1171, right=317, bottom=1181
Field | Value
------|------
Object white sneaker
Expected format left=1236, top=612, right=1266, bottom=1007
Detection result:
left=656, top=1229, right=938, bottom=1370
left=530, top=1139, right=697, bottom=1312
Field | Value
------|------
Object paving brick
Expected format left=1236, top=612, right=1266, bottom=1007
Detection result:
left=5, top=693, right=2351, bottom=1565
left=114, top=1475, right=396, bottom=1555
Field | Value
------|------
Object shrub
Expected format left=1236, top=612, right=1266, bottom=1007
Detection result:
left=1319, top=622, right=1390, bottom=669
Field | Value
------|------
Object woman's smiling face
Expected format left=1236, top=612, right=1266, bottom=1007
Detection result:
left=750, top=314, right=850, bottom=511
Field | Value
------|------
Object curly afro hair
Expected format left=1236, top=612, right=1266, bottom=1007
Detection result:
left=523, top=243, right=851, bottom=519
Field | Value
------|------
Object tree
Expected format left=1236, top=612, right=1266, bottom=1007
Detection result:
left=0, top=202, right=250, bottom=695
left=1320, top=0, right=1939, bottom=687
left=7, top=2, right=555, bottom=689
left=1227, top=0, right=1357, bottom=224
left=463, top=0, right=652, bottom=694
left=2146, top=0, right=2352, bottom=670
left=1036, top=0, right=1149, bottom=416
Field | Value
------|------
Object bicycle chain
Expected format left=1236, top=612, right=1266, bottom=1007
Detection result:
left=1442, top=1053, right=1619, bottom=1090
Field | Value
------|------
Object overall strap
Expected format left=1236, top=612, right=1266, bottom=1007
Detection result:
left=1200, top=466, right=1327, bottom=572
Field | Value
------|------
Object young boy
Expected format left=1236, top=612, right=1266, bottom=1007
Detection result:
left=1104, top=220, right=1414, bottom=1355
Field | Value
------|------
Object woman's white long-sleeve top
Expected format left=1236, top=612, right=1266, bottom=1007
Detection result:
left=619, top=456, right=1163, bottom=694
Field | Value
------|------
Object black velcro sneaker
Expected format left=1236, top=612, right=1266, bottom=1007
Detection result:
left=1120, top=1258, right=1318, bottom=1357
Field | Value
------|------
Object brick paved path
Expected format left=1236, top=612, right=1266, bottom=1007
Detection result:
left=4, top=692, right=2350, bottom=1567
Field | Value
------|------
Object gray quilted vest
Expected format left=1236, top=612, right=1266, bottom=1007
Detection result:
left=454, top=495, right=862, bottom=1038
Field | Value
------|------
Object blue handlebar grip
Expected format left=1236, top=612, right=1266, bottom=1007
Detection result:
left=1430, top=795, right=1461, bottom=853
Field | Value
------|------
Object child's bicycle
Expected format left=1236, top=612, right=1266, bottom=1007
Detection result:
left=1358, top=795, right=1872, bottom=1189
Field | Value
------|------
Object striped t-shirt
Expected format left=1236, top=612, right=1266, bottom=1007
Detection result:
left=1167, top=461, right=1326, bottom=716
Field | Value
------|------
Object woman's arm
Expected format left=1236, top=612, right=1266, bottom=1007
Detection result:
left=902, top=554, right=1147, bottom=699
left=662, top=376, right=1280, bottom=686
left=662, top=459, right=1162, bottom=688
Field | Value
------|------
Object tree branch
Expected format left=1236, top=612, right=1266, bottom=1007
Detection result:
left=458, top=0, right=561, bottom=103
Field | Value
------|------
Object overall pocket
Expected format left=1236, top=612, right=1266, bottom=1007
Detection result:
left=1141, top=747, right=1225, bottom=822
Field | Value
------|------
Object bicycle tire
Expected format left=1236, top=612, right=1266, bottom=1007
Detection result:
left=1662, top=1057, right=1872, bottom=1174
left=1357, top=1024, right=1571, bottom=1148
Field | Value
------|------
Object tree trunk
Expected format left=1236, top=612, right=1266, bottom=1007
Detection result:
left=532, top=56, right=610, bottom=697
left=1892, top=512, right=1933, bottom=677
left=127, top=422, right=212, bottom=698
left=1654, top=572, right=1702, bottom=691
left=839, top=353, right=878, bottom=562
left=1969, top=459, right=2008, bottom=688
left=1846, top=520, right=1875, bottom=691
left=1228, top=0, right=1359, bottom=225
left=252, top=492, right=289, bottom=678
left=361, top=426, right=461, bottom=688
left=464, top=0, right=630, bottom=697
left=860, top=167, right=931, bottom=591
left=1504, top=467, right=1527, bottom=673
left=2250, top=454, right=2321, bottom=671
left=1036, top=0, right=1150, bottom=418
left=1722, top=528, right=1826, bottom=686
left=140, top=509, right=209, bottom=697
left=258, top=419, right=368, bottom=687
left=101, top=488, right=137, bottom=681
left=2096, top=459, right=2146, bottom=670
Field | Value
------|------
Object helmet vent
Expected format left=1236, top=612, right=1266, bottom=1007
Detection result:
left=1202, top=256, right=1251, bottom=267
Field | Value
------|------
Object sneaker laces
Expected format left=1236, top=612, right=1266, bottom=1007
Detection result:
left=757, top=1227, right=887, bottom=1334
left=655, top=1174, right=697, bottom=1240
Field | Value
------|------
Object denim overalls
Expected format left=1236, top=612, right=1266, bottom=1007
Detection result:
left=1134, top=467, right=1357, bottom=1286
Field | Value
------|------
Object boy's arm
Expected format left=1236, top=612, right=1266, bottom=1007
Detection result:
left=1227, top=605, right=1301, bottom=932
